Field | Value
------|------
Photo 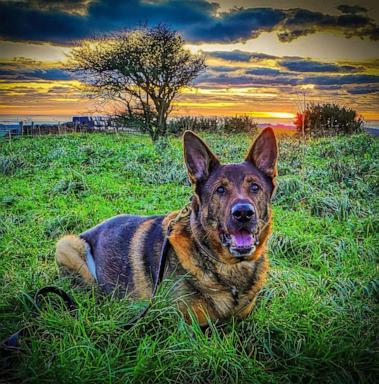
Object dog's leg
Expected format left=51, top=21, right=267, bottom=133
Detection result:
left=237, top=298, right=257, bottom=319
left=56, top=235, right=95, bottom=284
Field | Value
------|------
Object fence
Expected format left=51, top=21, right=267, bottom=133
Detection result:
left=0, top=119, right=140, bottom=138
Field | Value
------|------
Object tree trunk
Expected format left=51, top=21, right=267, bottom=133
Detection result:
left=155, top=100, right=169, bottom=139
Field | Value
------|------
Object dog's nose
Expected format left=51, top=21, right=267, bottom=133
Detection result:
left=231, top=203, right=255, bottom=223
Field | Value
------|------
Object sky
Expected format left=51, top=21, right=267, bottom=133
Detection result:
left=0, top=0, right=378, bottom=124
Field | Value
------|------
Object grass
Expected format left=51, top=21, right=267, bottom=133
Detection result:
left=0, top=132, right=378, bottom=383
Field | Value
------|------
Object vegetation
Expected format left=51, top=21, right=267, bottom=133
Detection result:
left=295, top=102, right=364, bottom=137
left=167, top=115, right=258, bottom=135
left=68, top=25, right=206, bottom=141
left=0, top=132, right=378, bottom=383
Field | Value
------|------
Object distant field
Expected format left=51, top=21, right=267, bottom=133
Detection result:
left=0, top=132, right=378, bottom=383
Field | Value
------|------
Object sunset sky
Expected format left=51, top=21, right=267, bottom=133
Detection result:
left=0, top=0, right=378, bottom=123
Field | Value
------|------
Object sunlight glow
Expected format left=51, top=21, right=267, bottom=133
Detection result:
left=251, top=111, right=296, bottom=119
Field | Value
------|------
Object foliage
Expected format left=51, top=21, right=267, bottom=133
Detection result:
left=68, top=25, right=206, bottom=141
left=0, top=132, right=378, bottom=383
left=295, top=102, right=364, bottom=137
left=0, top=155, right=26, bottom=175
left=167, top=115, right=257, bottom=135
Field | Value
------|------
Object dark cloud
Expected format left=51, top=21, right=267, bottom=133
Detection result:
left=209, top=65, right=240, bottom=72
left=346, top=85, right=379, bottom=94
left=277, top=8, right=378, bottom=42
left=315, top=85, right=344, bottom=91
left=0, top=0, right=378, bottom=44
left=245, top=68, right=281, bottom=76
left=196, top=70, right=379, bottom=89
left=281, top=59, right=361, bottom=73
left=0, top=0, right=215, bottom=44
left=0, top=64, right=71, bottom=81
left=196, top=73, right=299, bottom=86
left=206, top=50, right=276, bottom=62
left=303, top=74, right=379, bottom=85
left=190, top=7, right=285, bottom=42
left=337, top=5, right=367, bottom=15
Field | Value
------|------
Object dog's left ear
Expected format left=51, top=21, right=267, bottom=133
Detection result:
left=183, top=130, right=220, bottom=184
left=246, top=127, right=278, bottom=178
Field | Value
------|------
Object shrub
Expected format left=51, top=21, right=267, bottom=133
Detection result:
left=167, top=116, right=218, bottom=135
left=167, top=115, right=257, bottom=135
left=295, top=103, right=364, bottom=137
left=223, top=115, right=257, bottom=134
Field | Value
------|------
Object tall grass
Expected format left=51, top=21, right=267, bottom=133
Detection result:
left=0, top=132, right=377, bottom=383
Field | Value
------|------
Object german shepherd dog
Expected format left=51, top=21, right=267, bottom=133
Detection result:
left=56, top=128, right=278, bottom=325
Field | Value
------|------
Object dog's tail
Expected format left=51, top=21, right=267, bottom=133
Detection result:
left=56, top=235, right=95, bottom=284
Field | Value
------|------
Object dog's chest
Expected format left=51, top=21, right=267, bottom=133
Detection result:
left=201, top=259, right=265, bottom=318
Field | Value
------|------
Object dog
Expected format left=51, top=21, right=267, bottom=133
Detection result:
left=56, top=128, right=278, bottom=325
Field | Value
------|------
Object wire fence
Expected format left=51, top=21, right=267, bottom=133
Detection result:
left=0, top=121, right=140, bottom=138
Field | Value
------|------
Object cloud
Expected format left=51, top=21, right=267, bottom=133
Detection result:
left=206, top=50, right=276, bottom=62
left=303, top=74, right=379, bottom=85
left=196, top=73, right=299, bottom=87
left=26, top=0, right=90, bottom=15
left=280, top=59, right=361, bottom=73
left=0, top=0, right=215, bottom=44
left=0, top=0, right=378, bottom=44
left=189, top=7, right=285, bottom=42
left=245, top=68, right=281, bottom=76
left=314, top=85, right=344, bottom=91
left=196, top=69, right=379, bottom=89
left=0, top=61, right=71, bottom=81
left=346, top=85, right=379, bottom=94
left=337, top=5, right=368, bottom=15
left=276, top=8, right=379, bottom=42
left=209, top=65, right=241, bottom=73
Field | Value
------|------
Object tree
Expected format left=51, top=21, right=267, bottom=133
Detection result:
left=295, top=102, right=364, bottom=137
left=67, top=25, right=206, bottom=141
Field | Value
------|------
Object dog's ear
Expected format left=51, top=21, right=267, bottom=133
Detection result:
left=183, top=130, right=220, bottom=184
left=245, top=127, right=278, bottom=178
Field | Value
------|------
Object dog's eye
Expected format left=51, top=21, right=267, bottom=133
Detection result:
left=250, top=183, right=260, bottom=192
left=217, top=186, right=225, bottom=194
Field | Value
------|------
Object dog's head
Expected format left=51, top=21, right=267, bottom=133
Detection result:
left=183, top=128, right=278, bottom=262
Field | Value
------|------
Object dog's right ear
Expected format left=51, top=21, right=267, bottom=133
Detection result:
left=183, top=130, right=220, bottom=184
left=245, top=127, right=278, bottom=178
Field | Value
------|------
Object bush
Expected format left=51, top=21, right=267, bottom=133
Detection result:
left=167, top=116, right=218, bottom=135
left=295, top=103, right=364, bottom=137
left=223, top=116, right=257, bottom=134
left=167, top=115, right=257, bottom=135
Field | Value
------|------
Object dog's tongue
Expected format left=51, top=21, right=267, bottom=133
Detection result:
left=231, top=230, right=253, bottom=248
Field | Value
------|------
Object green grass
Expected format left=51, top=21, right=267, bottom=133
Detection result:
left=0, top=132, right=378, bottom=383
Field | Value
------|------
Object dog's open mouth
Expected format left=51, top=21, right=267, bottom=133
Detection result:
left=220, top=229, right=259, bottom=258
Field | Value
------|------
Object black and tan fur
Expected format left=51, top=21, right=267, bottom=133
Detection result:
left=56, top=128, right=278, bottom=325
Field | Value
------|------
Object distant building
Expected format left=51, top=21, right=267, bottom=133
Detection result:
left=72, top=116, right=95, bottom=128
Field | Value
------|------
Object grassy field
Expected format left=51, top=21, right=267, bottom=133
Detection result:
left=0, top=132, right=378, bottom=383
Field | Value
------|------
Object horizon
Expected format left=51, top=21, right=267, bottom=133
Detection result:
left=0, top=0, right=378, bottom=121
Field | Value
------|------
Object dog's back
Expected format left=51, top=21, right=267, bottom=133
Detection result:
left=57, top=214, right=167, bottom=296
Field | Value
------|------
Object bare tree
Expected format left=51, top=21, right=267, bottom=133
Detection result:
left=67, top=25, right=206, bottom=141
